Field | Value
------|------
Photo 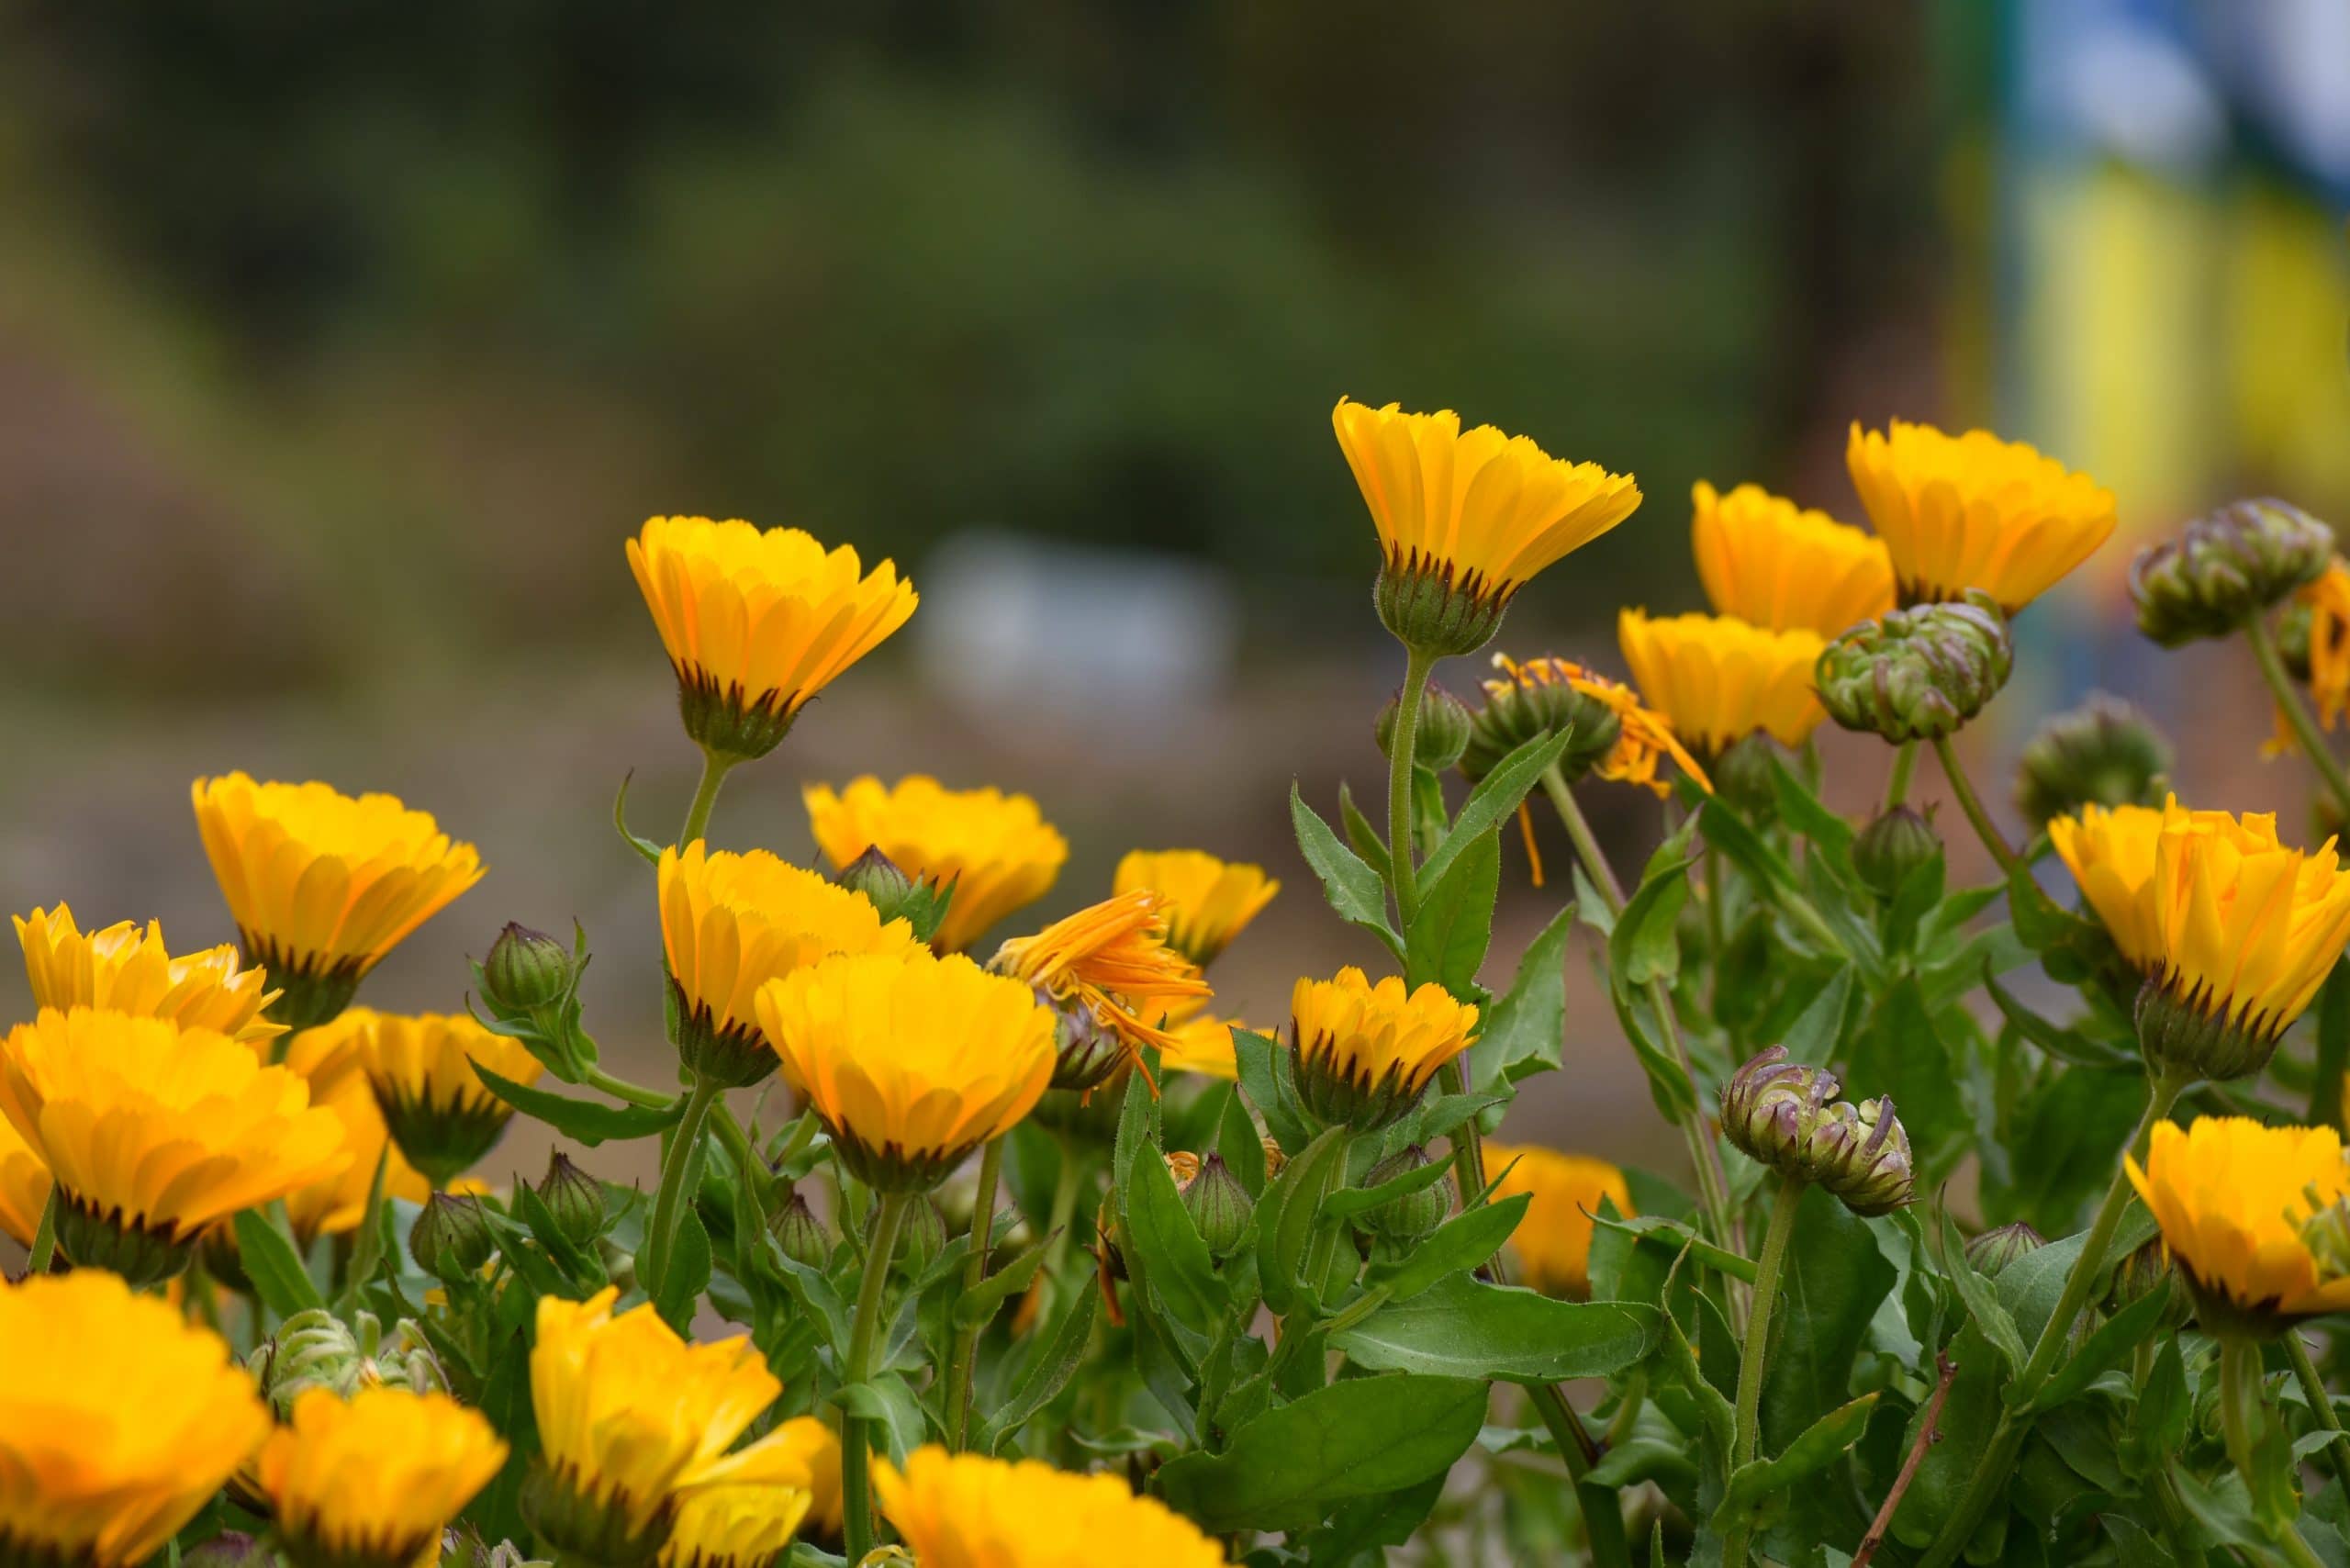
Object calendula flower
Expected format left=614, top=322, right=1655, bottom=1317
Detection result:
left=755, top=951, right=1056, bottom=1192
left=876, top=1447, right=1227, bottom=1568
left=526, top=1287, right=799, bottom=1558
left=1289, top=967, right=1479, bottom=1133
left=278, top=1014, right=432, bottom=1242
left=1485, top=1143, right=1634, bottom=1298
left=658, top=841, right=923, bottom=1087
left=1160, top=1014, right=1247, bottom=1081
left=1691, top=480, right=1895, bottom=637
left=2270, top=558, right=2350, bottom=758
left=769, top=1417, right=845, bottom=1540
left=660, top=1439, right=815, bottom=1568
left=0, top=1008, right=348, bottom=1283
left=993, top=891, right=1214, bottom=1088
left=1112, top=850, right=1280, bottom=968
left=2126, top=1117, right=2350, bottom=1332
left=2051, top=799, right=2350, bottom=1081
left=803, top=775, right=1068, bottom=953
left=190, top=773, right=484, bottom=1029
left=1335, top=397, right=1642, bottom=656
left=255, top=1387, right=507, bottom=1568
left=1845, top=419, right=2116, bottom=611
left=16, top=903, right=285, bottom=1050
left=0, top=1271, right=272, bottom=1568
left=628, top=516, right=918, bottom=761
left=1617, top=610, right=1828, bottom=756
left=358, top=1011, right=545, bottom=1188
left=0, top=1114, right=47, bottom=1247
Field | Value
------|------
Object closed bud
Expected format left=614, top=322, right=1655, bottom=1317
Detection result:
left=535, top=1150, right=606, bottom=1246
left=481, top=922, right=574, bottom=1014
left=1719, top=1047, right=1914, bottom=1217
left=249, top=1308, right=445, bottom=1419
left=836, top=846, right=954, bottom=946
left=2130, top=498, right=2334, bottom=646
left=769, top=1189, right=833, bottom=1270
left=1182, top=1154, right=1256, bottom=1258
left=1817, top=593, right=2014, bottom=744
left=409, top=1192, right=498, bottom=1279
left=1356, top=1143, right=1454, bottom=1244
left=2014, top=692, right=2173, bottom=828
left=2102, top=1236, right=2188, bottom=1330
left=875, top=1197, right=946, bottom=1277
left=1711, top=733, right=1786, bottom=817
left=1462, top=668, right=1621, bottom=785
left=1853, top=807, right=1943, bottom=901
left=1376, top=681, right=1476, bottom=771
left=1964, top=1221, right=2045, bottom=1279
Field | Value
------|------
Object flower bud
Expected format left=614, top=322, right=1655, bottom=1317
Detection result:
left=875, top=1196, right=946, bottom=1277
left=1964, top=1221, right=2045, bottom=1280
left=1710, top=733, right=1785, bottom=817
left=409, top=1192, right=498, bottom=1279
left=1853, top=807, right=1943, bottom=902
left=481, top=922, right=573, bottom=1014
left=1816, top=593, right=2014, bottom=744
left=1719, top=1047, right=1915, bottom=1217
left=1046, top=992, right=1126, bottom=1095
left=769, top=1189, right=833, bottom=1270
left=1355, top=1144, right=1454, bottom=1245
left=249, top=1308, right=445, bottom=1419
left=2101, top=1236, right=2188, bottom=1330
left=1461, top=670, right=1621, bottom=785
left=1182, top=1153, right=1256, bottom=1258
left=2134, top=973, right=2281, bottom=1083
left=2130, top=498, right=2334, bottom=646
left=1376, top=681, right=1476, bottom=771
left=836, top=845, right=954, bottom=946
left=2013, top=692, right=2172, bottom=828
left=535, top=1151, right=606, bottom=1247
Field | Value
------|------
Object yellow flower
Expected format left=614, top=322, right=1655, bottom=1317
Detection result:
left=1484, top=1143, right=1633, bottom=1297
left=1160, top=1014, right=1245, bottom=1081
left=278, top=1014, right=432, bottom=1242
left=0, top=1114, right=47, bottom=1248
left=768, top=1416, right=845, bottom=1539
left=256, top=1387, right=507, bottom=1568
left=358, top=1011, right=544, bottom=1188
left=190, top=773, right=483, bottom=1029
left=0, top=1270, right=271, bottom=1568
left=658, top=840, right=923, bottom=1086
left=628, top=516, right=918, bottom=761
left=1690, top=480, right=1895, bottom=637
left=755, top=951, right=1057, bottom=1192
left=16, top=903, right=286, bottom=1050
left=528, top=1287, right=798, bottom=1552
left=1484, top=654, right=1712, bottom=800
left=2126, top=1116, right=2350, bottom=1323
left=1845, top=419, right=2117, bottom=611
left=1335, top=397, right=1640, bottom=656
left=2269, top=559, right=2350, bottom=757
left=876, top=1447, right=1228, bottom=1568
left=661, top=1440, right=814, bottom=1568
left=1288, top=967, right=1479, bottom=1132
left=1111, top=850, right=1280, bottom=968
left=0, top=1007, right=349, bottom=1283
left=2051, top=799, right=2350, bottom=1079
left=1617, top=610, right=1827, bottom=755
left=803, top=775, right=1068, bottom=953
left=994, top=891, right=1214, bottom=1080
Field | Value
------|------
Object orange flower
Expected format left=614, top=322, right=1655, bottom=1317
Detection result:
left=993, top=892, right=1213, bottom=1065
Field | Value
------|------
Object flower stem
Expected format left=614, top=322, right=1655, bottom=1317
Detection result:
left=2249, top=614, right=2350, bottom=815
left=944, top=1138, right=1005, bottom=1450
left=1387, top=646, right=1438, bottom=927
left=1299, top=1132, right=1355, bottom=1306
left=1724, top=1172, right=1807, bottom=1568
left=584, top=1067, right=676, bottom=1108
left=678, top=749, right=738, bottom=848
left=640, top=1075, right=722, bottom=1301
left=1930, top=734, right=2021, bottom=878
left=2286, top=1329, right=2350, bottom=1496
left=1883, top=739, right=1919, bottom=812
left=1436, top=1058, right=1487, bottom=1213
left=1526, top=1382, right=1633, bottom=1568
left=2218, top=1335, right=2266, bottom=1499
left=843, top=1189, right=912, bottom=1562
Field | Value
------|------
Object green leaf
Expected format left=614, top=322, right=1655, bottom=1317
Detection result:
left=471, top=1065, right=686, bottom=1146
left=1781, top=965, right=1857, bottom=1067
left=1110, top=1049, right=1162, bottom=1210
left=234, top=1207, right=326, bottom=1317
left=1332, top=1272, right=1659, bottom=1382
left=1256, top=1125, right=1348, bottom=1316
left=653, top=1209, right=712, bottom=1331
left=1718, top=1393, right=1878, bottom=1518
left=611, top=769, right=664, bottom=868
left=1337, top=781, right=1393, bottom=881
left=1125, top=1141, right=1229, bottom=1331
left=1321, top=1149, right=1454, bottom=1221
left=1467, top=902, right=1577, bottom=1092
left=1154, top=1373, right=1488, bottom=1533
left=1982, top=968, right=2134, bottom=1070
left=1937, top=1208, right=2026, bottom=1373
left=1291, top=782, right=1404, bottom=958
left=1405, top=830, right=1499, bottom=996
left=2024, top=1275, right=2177, bottom=1413
left=1231, top=1029, right=1311, bottom=1156
left=1760, top=1185, right=1896, bottom=1457
left=982, top=1283, right=1100, bottom=1454
left=952, top=1234, right=1052, bottom=1329
left=1214, top=1084, right=1269, bottom=1199
left=832, top=1373, right=928, bottom=1466
left=1770, top=755, right=1856, bottom=871
left=1609, top=824, right=1696, bottom=991
left=1416, top=729, right=1576, bottom=897
left=1363, top=1193, right=1528, bottom=1304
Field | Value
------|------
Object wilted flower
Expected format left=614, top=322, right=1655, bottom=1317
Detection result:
left=993, top=891, right=1214, bottom=1082
left=1485, top=1143, right=1632, bottom=1296
left=256, top=1387, right=508, bottom=1568
left=358, top=1011, right=545, bottom=1187
left=1719, top=1047, right=1914, bottom=1216
left=1473, top=654, right=1710, bottom=799
left=2126, top=1117, right=2350, bottom=1334
left=15, top=903, right=285, bottom=1050
left=2130, top=498, right=2333, bottom=646
left=1112, top=849, right=1281, bottom=969
left=803, top=775, right=1068, bottom=954
left=1288, top=967, right=1479, bottom=1133
left=1618, top=610, right=1828, bottom=756
left=875, top=1447, right=1228, bottom=1568
left=1691, top=479, right=1895, bottom=637
left=2014, top=693, right=2173, bottom=828
left=1815, top=593, right=2013, bottom=744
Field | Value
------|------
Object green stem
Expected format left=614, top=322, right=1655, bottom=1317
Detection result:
left=2250, top=614, right=2350, bottom=814
left=944, top=1138, right=1005, bottom=1450
left=1299, top=1132, right=1355, bottom=1305
left=678, top=749, right=738, bottom=848
left=2277, top=1529, right=2331, bottom=1568
left=1930, top=734, right=2021, bottom=878
left=584, top=1067, right=676, bottom=1109
left=2219, top=1336, right=2265, bottom=1501
left=1541, top=766, right=1625, bottom=912
left=709, top=1103, right=773, bottom=1206
left=1527, top=1382, right=1633, bottom=1568
left=1386, top=647, right=1438, bottom=927
left=641, top=1076, right=722, bottom=1299
left=843, top=1190, right=912, bottom=1562
left=1724, top=1173, right=1807, bottom=1568
left=1437, top=1058, right=1486, bottom=1218
left=1034, top=1137, right=1086, bottom=1322
left=1883, top=739, right=1919, bottom=812
left=2286, top=1329, right=2350, bottom=1497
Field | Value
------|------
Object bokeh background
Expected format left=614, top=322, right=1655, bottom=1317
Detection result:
left=3, top=0, right=2347, bottom=1193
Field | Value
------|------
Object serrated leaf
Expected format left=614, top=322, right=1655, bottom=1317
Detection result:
left=472, top=1065, right=686, bottom=1146
left=1416, top=729, right=1576, bottom=897
left=1405, top=830, right=1498, bottom=996
left=1291, top=782, right=1403, bottom=958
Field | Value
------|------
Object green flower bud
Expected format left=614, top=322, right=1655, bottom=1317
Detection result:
left=1711, top=733, right=1786, bottom=817
left=1719, top=1047, right=1915, bottom=1217
left=2129, top=498, right=2334, bottom=647
left=1852, top=807, right=1943, bottom=902
left=409, top=1192, right=498, bottom=1279
left=2013, top=692, right=2173, bottom=828
left=1817, top=593, right=2014, bottom=744
left=768, top=1189, right=833, bottom=1271
left=1964, top=1221, right=2045, bottom=1279
left=2101, top=1236, right=2188, bottom=1330
left=1355, top=1144, right=1454, bottom=1245
left=535, top=1150, right=606, bottom=1247
left=1376, top=681, right=1476, bottom=771
left=1182, top=1153, right=1256, bottom=1258
left=1046, top=991, right=1125, bottom=1094
left=249, top=1308, right=445, bottom=1419
left=2135, top=972, right=2281, bottom=1083
left=481, top=922, right=573, bottom=1014
left=836, top=846, right=954, bottom=946
left=875, top=1196, right=946, bottom=1277
left=1461, top=667, right=1621, bottom=785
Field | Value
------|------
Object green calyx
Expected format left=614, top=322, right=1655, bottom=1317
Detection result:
left=1816, top=591, right=2014, bottom=744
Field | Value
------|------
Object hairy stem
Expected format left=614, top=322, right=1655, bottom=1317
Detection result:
left=2249, top=613, right=2350, bottom=814
left=1883, top=739, right=1919, bottom=812
left=678, top=749, right=738, bottom=848
left=944, top=1138, right=1005, bottom=1450
left=1527, top=1382, right=1633, bottom=1568
left=843, top=1189, right=912, bottom=1561
left=640, top=1075, right=722, bottom=1300
left=1386, top=646, right=1438, bottom=927
left=2286, top=1329, right=2350, bottom=1497
left=1930, top=734, right=2021, bottom=878
left=1724, top=1173, right=1807, bottom=1567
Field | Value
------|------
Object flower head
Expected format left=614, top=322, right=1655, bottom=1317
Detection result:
left=357, top=1011, right=545, bottom=1188
left=2015, top=692, right=2173, bottom=827
left=191, top=773, right=483, bottom=1028
left=2272, top=558, right=2350, bottom=758
left=755, top=951, right=1057, bottom=1192
left=876, top=1447, right=1228, bottom=1568
left=1485, top=1143, right=1633, bottom=1297
left=804, top=775, right=1068, bottom=953
left=1112, top=850, right=1280, bottom=968
left=1814, top=593, right=2014, bottom=744
left=1481, top=654, right=1711, bottom=799
left=1617, top=610, right=1827, bottom=756
left=1160, top=1014, right=1246, bottom=1081
left=279, top=1014, right=432, bottom=1242
left=1719, top=1048, right=1915, bottom=1216
left=993, top=890, right=1214, bottom=1083
left=1691, top=480, right=1895, bottom=637
left=659, top=841, right=924, bottom=1086
left=627, top=516, right=917, bottom=760
left=0, top=1007, right=349, bottom=1282
left=0, top=1271, right=272, bottom=1568
left=1336, top=397, right=1641, bottom=656
left=662, top=1475, right=813, bottom=1568
left=1845, top=419, right=2116, bottom=610
left=2126, top=1117, right=2350, bottom=1329
left=0, top=1114, right=48, bottom=1247
left=2051, top=799, right=2350, bottom=1080
left=1288, top=967, right=1479, bottom=1132
left=768, top=1417, right=844, bottom=1540
left=256, top=1387, right=507, bottom=1568
left=2131, top=498, right=2333, bottom=646
left=17, top=903, right=285, bottom=1050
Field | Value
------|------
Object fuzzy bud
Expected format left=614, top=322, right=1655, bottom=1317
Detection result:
left=1853, top=807, right=1943, bottom=902
left=1964, top=1221, right=2045, bottom=1280
left=1711, top=733, right=1786, bottom=817
left=769, top=1189, right=833, bottom=1271
left=1817, top=593, right=2014, bottom=744
left=409, top=1192, right=498, bottom=1279
left=1376, top=681, right=1476, bottom=771
left=1719, top=1047, right=1915, bottom=1217
left=2012, top=693, right=2173, bottom=829
left=480, top=922, right=573, bottom=1014
left=2130, top=498, right=2335, bottom=646
left=836, top=846, right=954, bottom=946
left=1461, top=672, right=1621, bottom=785
left=534, top=1151, right=606, bottom=1247
left=1355, top=1143, right=1454, bottom=1245
left=1181, top=1154, right=1256, bottom=1258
